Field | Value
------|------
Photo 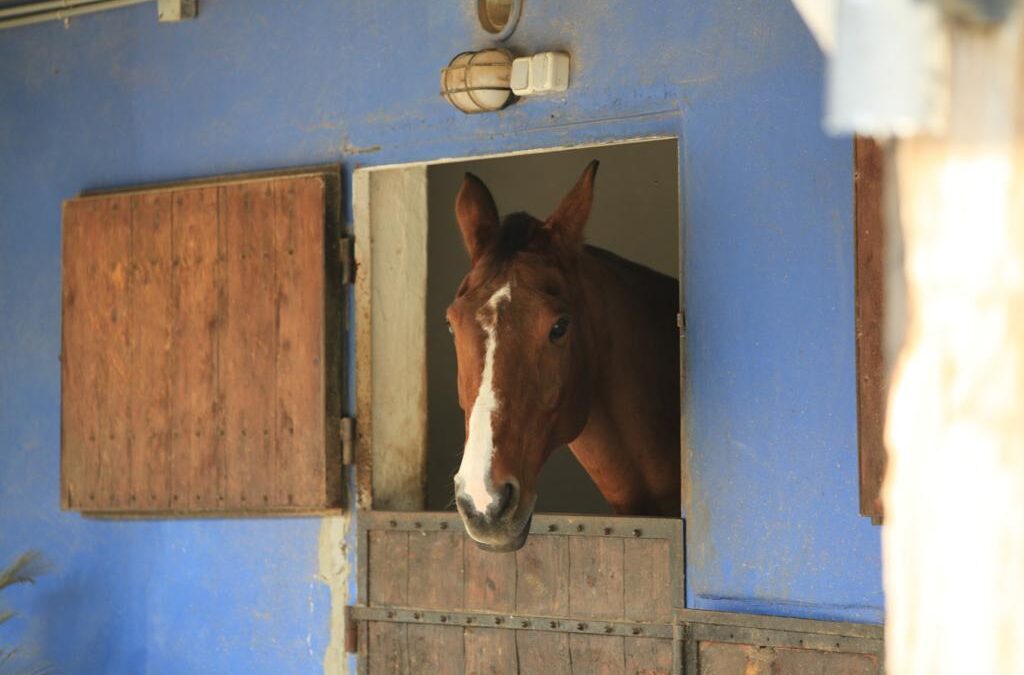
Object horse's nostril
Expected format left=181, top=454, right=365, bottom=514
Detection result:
left=492, top=482, right=516, bottom=519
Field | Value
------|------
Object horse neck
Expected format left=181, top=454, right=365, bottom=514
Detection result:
left=568, top=246, right=681, bottom=516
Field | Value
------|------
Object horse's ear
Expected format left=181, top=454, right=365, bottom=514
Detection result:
left=545, top=160, right=599, bottom=248
left=455, top=173, right=500, bottom=262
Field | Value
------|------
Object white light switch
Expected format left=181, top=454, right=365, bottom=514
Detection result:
left=511, top=52, right=570, bottom=96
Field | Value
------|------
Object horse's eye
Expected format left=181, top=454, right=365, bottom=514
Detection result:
left=549, top=316, right=570, bottom=342
left=446, top=319, right=454, bottom=335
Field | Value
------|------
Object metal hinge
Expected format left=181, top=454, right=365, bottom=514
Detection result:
left=340, top=416, right=356, bottom=466
left=344, top=605, right=359, bottom=654
left=339, top=236, right=355, bottom=285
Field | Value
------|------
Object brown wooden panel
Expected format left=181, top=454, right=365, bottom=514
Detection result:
left=368, top=621, right=407, bottom=675
left=698, top=641, right=760, bottom=674
left=169, top=187, right=221, bottom=509
left=128, top=192, right=174, bottom=510
left=569, top=634, right=624, bottom=675
left=515, top=631, right=571, bottom=675
left=569, top=537, right=624, bottom=620
left=408, top=532, right=464, bottom=609
left=369, top=530, right=408, bottom=608
left=273, top=176, right=327, bottom=507
left=515, top=535, right=569, bottom=615
left=221, top=182, right=278, bottom=509
left=624, top=637, right=673, bottom=675
left=699, top=640, right=878, bottom=675
left=773, top=645, right=878, bottom=674
left=61, top=196, right=132, bottom=509
left=464, top=545, right=515, bottom=612
left=407, top=624, right=464, bottom=675
left=464, top=627, right=517, bottom=674
left=62, top=169, right=342, bottom=515
left=624, top=538, right=672, bottom=623
left=854, top=136, right=887, bottom=522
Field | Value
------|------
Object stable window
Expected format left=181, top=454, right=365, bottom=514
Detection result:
left=351, top=139, right=686, bottom=672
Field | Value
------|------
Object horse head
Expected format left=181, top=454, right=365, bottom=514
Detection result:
left=448, top=161, right=599, bottom=552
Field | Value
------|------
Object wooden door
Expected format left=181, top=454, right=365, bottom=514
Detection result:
left=61, top=168, right=346, bottom=515
left=349, top=511, right=683, bottom=674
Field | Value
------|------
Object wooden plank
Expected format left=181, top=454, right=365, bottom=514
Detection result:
left=408, top=532, right=464, bottom=609
left=464, top=627, right=517, bottom=674
left=221, top=182, right=278, bottom=509
left=61, top=197, right=132, bottom=509
left=169, top=187, right=220, bottom=509
left=127, top=192, right=174, bottom=510
left=272, top=176, right=326, bottom=507
left=854, top=136, right=886, bottom=522
left=515, top=631, right=570, bottom=675
left=569, top=536, right=625, bottom=619
left=624, top=538, right=672, bottom=623
left=516, top=535, right=569, bottom=615
left=624, top=637, right=673, bottom=675
left=569, top=634, right=624, bottom=675
left=773, top=646, right=878, bottom=674
left=367, top=621, right=407, bottom=675
left=368, top=530, right=408, bottom=608
left=698, top=641, right=764, bottom=674
left=407, top=625, right=464, bottom=675
left=464, top=544, right=516, bottom=612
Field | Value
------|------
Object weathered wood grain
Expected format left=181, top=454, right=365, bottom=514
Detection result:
left=128, top=192, right=174, bottom=510
left=569, top=634, right=624, bottom=675
left=368, top=621, right=407, bottom=675
left=464, top=627, right=517, bottom=674
left=464, top=545, right=515, bottom=612
left=698, top=641, right=878, bottom=675
left=624, top=538, right=672, bottom=623
left=222, top=182, right=278, bottom=508
left=61, top=171, right=342, bottom=515
left=515, top=535, right=569, bottom=616
left=369, top=530, right=408, bottom=608
left=273, top=177, right=326, bottom=507
left=407, top=531, right=464, bottom=609
left=569, top=536, right=624, bottom=620
left=624, top=637, right=673, bottom=675
left=61, top=197, right=132, bottom=509
left=515, top=631, right=570, bottom=675
left=407, top=625, right=464, bottom=675
left=169, top=187, right=220, bottom=509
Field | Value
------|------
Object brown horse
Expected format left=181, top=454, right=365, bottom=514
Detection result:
left=448, top=161, right=681, bottom=551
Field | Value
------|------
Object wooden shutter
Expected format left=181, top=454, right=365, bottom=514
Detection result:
left=854, top=137, right=887, bottom=522
left=60, top=168, right=346, bottom=515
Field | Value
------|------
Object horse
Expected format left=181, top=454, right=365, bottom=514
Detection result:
left=447, top=160, right=681, bottom=552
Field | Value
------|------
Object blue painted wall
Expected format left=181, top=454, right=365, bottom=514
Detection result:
left=0, top=1, right=882, bottom=672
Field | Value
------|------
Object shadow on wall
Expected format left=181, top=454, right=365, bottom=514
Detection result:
left=425, top=139, right=680, bottom=514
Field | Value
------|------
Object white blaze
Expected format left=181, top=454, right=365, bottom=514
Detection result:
left=456, top=283, right=511, bottom=513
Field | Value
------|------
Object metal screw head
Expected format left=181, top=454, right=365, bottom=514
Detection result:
left=388, top=520, right=397, bottom=528
left=521, top=620, right=529, bottom=627
left=440, top=615, right=448, bottom=623
left=632, top=528, right=642, bottom=537
left=631, top=627, right=642, bottom=635
left=605, top=625, right=614, bottom=633
left=549, top=621, right=558, bottom=628
left=603, top=527, right=612, bottom=535
left=576, top=524, right=585, bottom=532
left=413, top=521, right=422, bottom=529
left=577, top=622, right=587, bottom=631
left=547, top=524, right=557, bottom=532
left=439, top=522, right=449, bottom=530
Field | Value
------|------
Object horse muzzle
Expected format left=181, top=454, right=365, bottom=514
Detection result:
left=455, top=487, right=535, bottom=552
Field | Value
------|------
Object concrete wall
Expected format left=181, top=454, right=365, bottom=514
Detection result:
left=424, top=140, right=679, bottom=514
left=0, top=1, right=881, bottom=673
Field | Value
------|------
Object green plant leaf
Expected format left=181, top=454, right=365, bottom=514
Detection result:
left=0, top=552, right=52, bottom=592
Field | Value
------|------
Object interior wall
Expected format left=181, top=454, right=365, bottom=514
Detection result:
left=425, top=140, right=679, bottom=513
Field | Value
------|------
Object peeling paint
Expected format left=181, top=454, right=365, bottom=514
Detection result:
left=318, top=514, right=352, bottom=675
